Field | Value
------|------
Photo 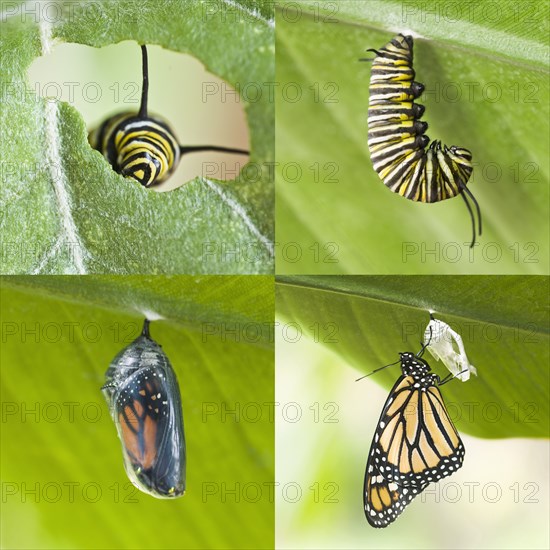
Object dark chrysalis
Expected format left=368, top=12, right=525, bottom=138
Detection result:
left=102, top=319, right=186, bottom=498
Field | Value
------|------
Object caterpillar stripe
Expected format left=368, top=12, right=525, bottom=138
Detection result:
left=89, top=113, right=181, bottom=187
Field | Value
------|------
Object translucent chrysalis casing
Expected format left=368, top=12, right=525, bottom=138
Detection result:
left=423, top=315, right=477, bottom=382
left=102, top=319, right=186, bottom=498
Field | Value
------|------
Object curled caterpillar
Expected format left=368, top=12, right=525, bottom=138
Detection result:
left=361, top=34, right=482, bottom=247
left=102, top=319, right=186, bottom=498
left=89, top=45, right=249, bottom=187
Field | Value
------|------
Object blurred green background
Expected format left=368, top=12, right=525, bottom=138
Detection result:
left=275, top=275, right=550, bottom=549
left=0, top=275, right=274, bottom=549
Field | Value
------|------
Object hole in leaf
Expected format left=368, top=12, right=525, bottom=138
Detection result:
left=28, top=41, right=250, bottom=192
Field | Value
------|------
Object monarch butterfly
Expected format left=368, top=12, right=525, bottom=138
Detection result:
left=360, top=34, right=482, bottom=248
left=359, top=343, right=465, bottom=527
left=102, top=319, right=186, bottom=498
left=89, top=45, right=249, bottom=187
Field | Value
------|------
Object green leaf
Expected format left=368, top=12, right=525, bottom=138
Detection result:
left=275, top=0, right=549, bottom=274
left=276, top=275, right=550, bottom=438
left=1, top=0, right=274, bottom=274
left=0, top=275, right=274, bottom=549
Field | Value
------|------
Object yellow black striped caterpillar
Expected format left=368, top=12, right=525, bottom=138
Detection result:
left=89, top=45, right=249, bottom=188
left=361, top=34, right=482, bottom=247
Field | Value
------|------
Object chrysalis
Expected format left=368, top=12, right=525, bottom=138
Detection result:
left=102, top=319, right=186, bottom=498
left=423, top=314, right=477, bottom=382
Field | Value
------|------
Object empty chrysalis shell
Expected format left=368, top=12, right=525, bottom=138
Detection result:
left=423, top=316, right=477, bottom=382
left=102, top=319, right=186, bottom=498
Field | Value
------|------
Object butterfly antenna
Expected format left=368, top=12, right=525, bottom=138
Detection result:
left=356, top=358, right=401, bottom=382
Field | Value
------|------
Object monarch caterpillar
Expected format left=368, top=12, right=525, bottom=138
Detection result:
left=89, top=45, right=249, bottom=187
left=358, top=341, right=465, bottom=527
left=102, top=319, right=186, bottom=498
left=361, top=34, right=482, bottom=247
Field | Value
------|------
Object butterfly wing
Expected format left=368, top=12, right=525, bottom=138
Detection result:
left=364, top=372, right=464, bottom=526
left=364, top=449, right=428, bottom=527
left=369, top=374, right=464, bottom=488
left=114, top=362, right=186, bottom=498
